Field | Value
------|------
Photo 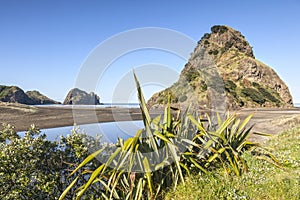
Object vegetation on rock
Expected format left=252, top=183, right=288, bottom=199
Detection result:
left=147, top=25, right=293, bottom=109
left=0, top=85, right=59, bottom=105
left=26, top=90, right=60, bottom=104
left=63, top=88, right=101, bottom=105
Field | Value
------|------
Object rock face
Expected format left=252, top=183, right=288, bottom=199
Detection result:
left=148, top=25, right=293, bottom=109
left=63, top=88, right=101, bottom=105
left=0, top=85, right=60, bottom=105
left=26, top=90, right=60, bottom=105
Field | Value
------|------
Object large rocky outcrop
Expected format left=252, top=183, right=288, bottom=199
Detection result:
left=148, top=25, right=293, bottom=110
left=0, top=85, right=60, bottom=105
left=63, top=88, right=101, bottom=105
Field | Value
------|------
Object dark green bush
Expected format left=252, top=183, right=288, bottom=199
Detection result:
left=225, top=41, right=233, bottom=50
left=0, top=85, right=5, bottom=93
left=0, top=124, right=106, bottom=199
left=202, top=33, right=211, bottom=40
left=238, top=100, right=245, bottom=107
left=211, top=25, right=228, bottom=34
left=172, top=96, right=179, bottom=103
left=185, top=69, right=199, bottom=82
left=252, top=82, right=281, bottom=105
left=200, top=81, right=208, bottom=92
left=258, top=87, right=280, bottom=104
left=158, top=97, right=165, bottom=104
left=208, top=49, right=219, bottom=55
left=224, top=81, right=244, bottom=106
left=252, top=82, right=260, bottom=88
left=0, top=88, right=13, bottom=99
left=241, top=88, right=265, bottom=105
left=225, top=80, right=237, bottom=92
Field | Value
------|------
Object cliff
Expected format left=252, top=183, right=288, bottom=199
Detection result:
left=26, top=90, right=60, bottom=105
left=148, top=25, right=293, bottom=110
left=0, top=85, right=59, bottom=105
left=63, top=88, right=101, bottom=105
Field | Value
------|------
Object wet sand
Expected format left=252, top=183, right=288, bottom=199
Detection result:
left=237, top=107, right=300, bottom=141
left=0, top=103, right=144, bottom=131
left=1, top=103, right=300, bottom=141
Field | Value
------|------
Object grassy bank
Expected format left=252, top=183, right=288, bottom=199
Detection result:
left=165, top=127, right=300, bottom=200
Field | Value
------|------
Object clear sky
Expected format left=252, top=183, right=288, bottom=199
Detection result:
left=0, top=0, right=299, bottom=103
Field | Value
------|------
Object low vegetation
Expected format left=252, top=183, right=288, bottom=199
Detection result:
left=211, top=25, right=229, bottom=34
left=241, top=88, right=266, bottom=105
left=1, top=76, right=296, bottom=199
left=223, top=80, right=283, bottom=107
left=252, top=82, right=281, bottom=105
left=0, top=124, right=106, bottom=199
left=0, top=86, right=16, bottom=99
left=165, top=126, right=300, bottom=200
left=60, top=75, right=278, bottom=199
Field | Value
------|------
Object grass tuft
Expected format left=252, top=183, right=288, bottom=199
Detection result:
left=165, top=126, right=300, bottom=200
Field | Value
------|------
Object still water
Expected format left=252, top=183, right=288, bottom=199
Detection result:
left=35, top=103, right=140, bottom=108
left=19, top=120, right=144, bottom=143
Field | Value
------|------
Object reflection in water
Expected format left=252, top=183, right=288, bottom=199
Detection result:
left=18, top=120, right=144, bottom=143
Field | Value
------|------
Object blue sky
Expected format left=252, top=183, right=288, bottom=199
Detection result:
left=0, top=0, right=299, bottom=103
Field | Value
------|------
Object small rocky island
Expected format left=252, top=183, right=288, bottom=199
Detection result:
left=63, top=88, right=101, bottom=105
left=148, top=25, right=293, bottom=109
left=0, top=85, right=60, bottom=105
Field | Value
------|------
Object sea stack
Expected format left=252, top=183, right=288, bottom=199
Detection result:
left=63, top=88, right=101, bottom=105
left=148, top=25, right=293, bottom=110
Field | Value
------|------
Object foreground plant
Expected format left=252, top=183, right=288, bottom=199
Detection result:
left=165, top=126, right=300, bottom=200
left=0, top=124, right=105, bottom=200
left=60, top=75, right=278, bottom=199
left=60, top=74, right=191, bottom=199
left=185, top=113, right=279, bottom=177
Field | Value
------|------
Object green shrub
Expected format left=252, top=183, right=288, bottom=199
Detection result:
left=200, top=81, right=208, bottom=92
left=185, top=69, right=199, bottom=82
left=158, top=97, right=164, bottom=104
left=225, top=80, right=237, bottom=92
left=258, top=87, right=280, bottom=104
left=61, top=74, right=277, bottom=200
left=252, top=82, right=281, bottom=105
left=0, top=87, right=13, bottom=99
left=201, top=33, right=211, bottom=40
left=224, top=80, right=244, bottom=106
left=0, top=124, right=107, bottom=200
left=252, top=81, right=260, bottom=88
left=238, top=100, right=245, bottom=107
left=0, top=85, right=5, bottom=93
left=225, top=41, right=233, bottom=50
left=241, top=88, right=265, bottom=105
left=204, top=40, right=210, bottom=45
left=208, top=49, right=219, bottom=55
left=171, top=96, right=179, bottom=103
left=165, top=127, right=300, bottom=200
left=211, top=25, right=228, bottom=34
